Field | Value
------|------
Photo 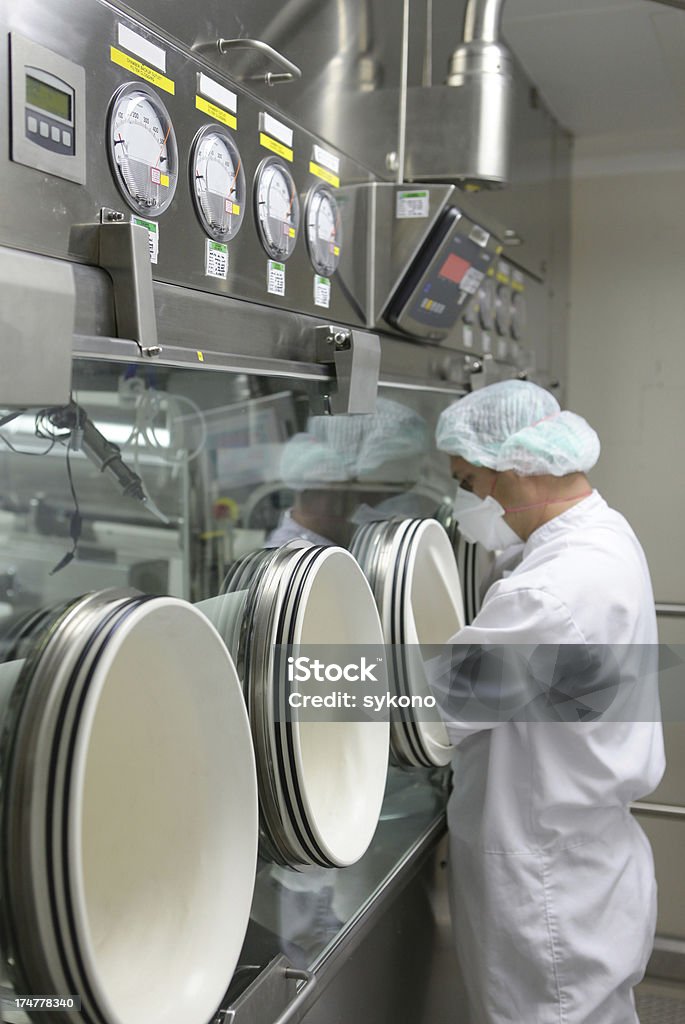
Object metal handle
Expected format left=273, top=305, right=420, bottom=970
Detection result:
left=655, top=602, right=685, bottom=617
left=271, top=968, right=316, bottom=1024
left=632, top=801, right=685, bottom=821
left=193, top=38, right=302, bottom=85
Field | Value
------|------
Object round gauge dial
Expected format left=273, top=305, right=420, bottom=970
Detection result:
left=495, top=284, right=512, bottom=336
left=254, top=157, right=300, bottom=260
left=477, top=277, right=496, bottom=331
left=510, top=291, right=527, bottom=340
left=305, top=184, right=342, bottom=276
left=190, top=125, right=245, bottom=242
left=108, top=83, right=178, bottom=215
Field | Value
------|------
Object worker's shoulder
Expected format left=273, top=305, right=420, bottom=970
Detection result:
left=485, top=503, right=654, bottom=640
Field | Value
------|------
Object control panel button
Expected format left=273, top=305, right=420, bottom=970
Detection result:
left=62, top=129, right=72, bottom=147
left=51, top=125, right=60, bottom=143
left=39, top=121, right=49, bottom=138
left=27, top=115, right=38, bottom=134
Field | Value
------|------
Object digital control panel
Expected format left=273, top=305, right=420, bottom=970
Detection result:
left=10, top=33, right=85, bottom=184
left=385, top=207, right=498, bottom=342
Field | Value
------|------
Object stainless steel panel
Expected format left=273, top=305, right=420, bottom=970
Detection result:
left=0, top=246, right=74, bottom=405
left=0, top=0, right=374, bottom=335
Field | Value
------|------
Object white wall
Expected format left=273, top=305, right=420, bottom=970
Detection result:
left=568, top=151, right=685, bottom=941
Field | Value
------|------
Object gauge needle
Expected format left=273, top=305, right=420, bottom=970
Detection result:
left=228, top=157, right=241, bottom=197
left=155, top=123, right=172, bottom=169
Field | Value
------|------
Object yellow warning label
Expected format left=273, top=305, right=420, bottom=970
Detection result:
left=197, top=351, right=204, bottom=362
left=160, top=173, right=169, bottom=187
left=333, top=246, right=340, bottom=256
left=511, top=280, right=525, bottom=293
left=309, top=161, right=340, bottom=188
left=288, top=227, right=296, bottom=238
left=496, top=271, right=510, bottom=284
left=110, top=47, right=175, bottom=94
left=195, top=95, right=237, bottom=130
left=232, top=203, right=240, bottom=215
left=260, top=133, right=293, bottom=162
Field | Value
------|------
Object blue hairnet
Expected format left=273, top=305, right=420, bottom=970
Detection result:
left=280, top=399, right=429, bottom=489
left=435, top=380, right=600, bottom=476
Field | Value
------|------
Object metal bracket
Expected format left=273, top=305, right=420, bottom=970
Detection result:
left=216, top=955, right=316, bottom=1024
left=192, top=38, right=302, bottom=85
left=96, top=220, right=161, bottom=357
left=315, top=326, right=381, bottom=414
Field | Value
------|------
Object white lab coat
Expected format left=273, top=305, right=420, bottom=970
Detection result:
left=440, top=492, right=665, bottom=1024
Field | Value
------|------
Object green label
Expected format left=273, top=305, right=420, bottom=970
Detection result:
left=133, top=217, right=156, bottom=233
left=399, top=191, right=428, bottom=199
left=270, top=262, right=285, bottom=271
left=210, top=241, right=228, bottom=253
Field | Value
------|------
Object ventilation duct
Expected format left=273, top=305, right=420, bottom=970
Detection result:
left=403, top=0, right=514, bottom=187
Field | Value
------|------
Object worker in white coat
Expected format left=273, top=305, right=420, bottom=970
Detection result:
left=431, top=380, right=665, bottom=1024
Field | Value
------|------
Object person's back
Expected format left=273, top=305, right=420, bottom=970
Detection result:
left=433, top=381, right=665, bottom=1024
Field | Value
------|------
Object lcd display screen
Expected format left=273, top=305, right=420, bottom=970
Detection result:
left=26, top=75, right=71, bottom=121
left=438, top=252, right=470, bottom=284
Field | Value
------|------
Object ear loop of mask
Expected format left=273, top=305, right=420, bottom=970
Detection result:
left=490, top=472, right=592, bottom=515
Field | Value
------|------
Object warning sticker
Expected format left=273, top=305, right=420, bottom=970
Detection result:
left=260, top=133, right=293, bottom=162
left=110, top=46, right=175, bottom=94
left=195, top=95, right=237, bottom=130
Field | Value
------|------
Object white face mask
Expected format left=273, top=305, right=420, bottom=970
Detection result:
left=452, top=488, right=521, bottom=552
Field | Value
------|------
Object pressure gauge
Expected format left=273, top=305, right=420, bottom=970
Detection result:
left=495, top=284, right=512, bottom=336
left=254, top=157, right=300, bottom=260
left=305, top=184, right=342, bottom=276
left=107, top=83, right=178, bottom=215
left=477, top=277, right=496, bottom=331
left=190, top=125, right=245, bottom=242
left=510, top=291, right=527, bottom=340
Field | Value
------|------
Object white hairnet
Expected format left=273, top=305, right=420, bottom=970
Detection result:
left=280, top=399, right=429, bottom=489
left=435, top=380, right=600, bottom=476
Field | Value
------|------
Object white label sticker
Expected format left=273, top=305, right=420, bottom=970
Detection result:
left=312, top=145, right=340, bottom=175
left=132, top=216, right=159, bottom=264
left=205, top=239, right=228, bottom=279
left=197, top=72, right=237, bottom=114
left=267, top=260, right=286, bottom=296
left=462, top=325, right=474, bottom=349
left=396, top=190, right=430, bottom=219
left=314, top=275, right=331, bottom=308
left=118, top=24, right=166, bottom=71
left=260, top=112, right=293, bottom=148
left=461, top=267, right=484, bottom=295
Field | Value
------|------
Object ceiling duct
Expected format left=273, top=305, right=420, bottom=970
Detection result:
left=403, top=0, right=514, bottom=187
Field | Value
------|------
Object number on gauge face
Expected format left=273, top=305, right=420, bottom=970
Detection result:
left=191, top=125, right=245, bottom=242
left=305, top=184, right=342, bottom=276
left=254, top=157, right=300, bottom=260
left=108, top=82, right=178, bottom=215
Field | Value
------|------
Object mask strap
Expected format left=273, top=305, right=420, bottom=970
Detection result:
left=504, top=489, right=593, bottom=514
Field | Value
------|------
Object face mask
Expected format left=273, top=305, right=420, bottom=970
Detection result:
left=452, top=488, right=521, bottom=552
